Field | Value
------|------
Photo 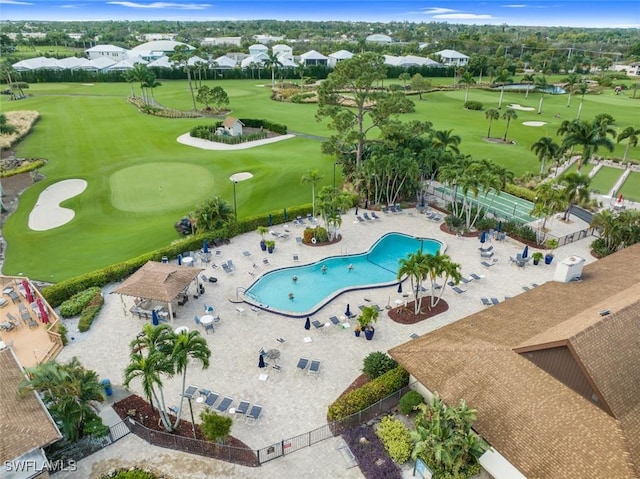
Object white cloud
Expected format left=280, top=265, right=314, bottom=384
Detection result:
left=502, top=4, right=527, bottom=7
left=0, top=0, right=33, bottom=5
left=107, top=1, right=211, bottom=9
left=433, top=13, right=494, bottom=19
left=420, top=7, right=458, bottom=14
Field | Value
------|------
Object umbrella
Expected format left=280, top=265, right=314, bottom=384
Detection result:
left=177, top=253, right=182, bottom=266
left=37, top=298, right=49, bottom=324
left=364, top=200, right=369, bottom=209
left=304, top=317, right=311, bottom=330
left=420, top=196, right=425, bottom=207
left=258, top=354, right=266, bottom=368
left=202, top=240, right=209, bottom=254
left=283, top=209, right=288, bottom=221
left=480, top=231, right=487, bottom=244
left=345, top=304, right=351, bottom=317
left=268, top=214, right=273, bottom=226
left=152, top=310, right=159, bottom=326
left=355, top=206, right=359, bottom=216
left=22, top=279, right=34, bottom=303
left=522, top=245, right=529, bottom=259
left=397, top=282, right=403, bottom=293
left=618, top=194, right=623, bottom=203
left=497, top=220, right=502, bottom=233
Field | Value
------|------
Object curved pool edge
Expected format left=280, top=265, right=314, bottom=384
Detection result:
left=241, top=232, right=447, bottom=319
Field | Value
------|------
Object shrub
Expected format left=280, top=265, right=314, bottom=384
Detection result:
left=290, top=92, right=316, bottom=103
left=57, top=323, right=69, bottom=346
left=303, top=227, right=315, bottom=244
left=463, top=100, right=483, bottom=110
left=375, top=416, right=413, bottom=463
left=238, top=118, right=287, bottom=135
left=363, top=352, right=398, bottom=380
left=398, top=390, right=424, bottom=415
left=78, top=292, right=104, bottom=332
left=314, top=226, right=329, bottom=243
left=504, top=183, right=537, bottom=202
left=100, top=468, right=164, bottom=479
left=200, top=409, right=233, bottom=444
left=328, top=367, right=409, bottom=421
left=343, top=425, right=402, bottom=479
left=0, top=159, right=47, bottom=178
left=59, top=287, right=102, bottom=318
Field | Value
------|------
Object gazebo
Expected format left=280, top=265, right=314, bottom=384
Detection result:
left=113, top=261, right=204, bottom=323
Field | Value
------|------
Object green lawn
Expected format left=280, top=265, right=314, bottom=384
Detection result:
left=618, top=171, right=640, bottom=202
left=589, top=166, right=625, bottom=195
left=1, top=79, right=638, bottom=281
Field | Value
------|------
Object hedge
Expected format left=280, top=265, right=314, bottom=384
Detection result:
left=504, top=183, right=537, bottom=202
left=375, top=416, right=413, bottom=464
left=0, top=159, right=46, bottom=178
left=327, top=367, right=409, bottom=421
left=78, top=292, right=104, bottom=332
left=238, top=118, right=287, bottom=135
left=59, top=287, right=102, bottom=318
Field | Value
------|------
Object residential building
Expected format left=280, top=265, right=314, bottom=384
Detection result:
left=85, top=44, right=128, bottom=62
left=272, top=44, right=293, bottom=58
left=201, top=37, right=242, bottom=47
left=300, top=50, right=328, bottom=67
left=328, top=50, right=353, bottom=67
left=248, top=44, right=269, bottom=56
left=434, top=49, right=469, bottom=67
left=366, top=33, right=393, bottom=44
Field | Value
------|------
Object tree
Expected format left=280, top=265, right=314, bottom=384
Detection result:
left=484, top=108, right=500, bottom=138
left=317, top=53, right=414, bottom=169
left=210, top=86, right=229, bottom=111
left=397, top=250, right=428, bottom=314
left=398, top=72, right=411, bottom=91
left=263, top=52, right=283, bottom=86
left=630, top=82, right=639, bottom=99
left=558, top=172, right=591, bottom=220
left=534, top=75, right=549, bottom=114
left=590, top=209, right=640, bottom=255
left=493, top=69, right=513, bottom=109
left=410, top=73, right=431, bottom=100
left=170, top=44, right=197, bottom=110
left=575, top=81, right=589, bottom=120
left=411, top=394, right=488, bottom=477
left=301, top=169, right=324, bottom=218
left=501, top=108, right=518, bottom=142
left=427, top=251, right=462, bottom=307
left=458, top=71, right=476, bottom=103
left=531, top=181, right=567, bottom=243
left=432, top=129, right=461, bottom=154
left=316, top=185, right=352, bottom=241
left=560, top=119, right=615, bottom=172
left=521, top=73, right=535, bottom=99
left=19, top=357, right=106, bottom=442
left=200, top=409, right=232, bottom=444
left=563, top=72, right=579, bottom=108
left=190, top=196, right=234, bottom=233
left=531, top=136, right=561, bottom=175
left=124, top=63, right=153, bottom=102
left=617, top=126, right=640, bottom=162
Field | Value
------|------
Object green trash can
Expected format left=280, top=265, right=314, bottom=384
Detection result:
left=101, top=379, right=113, bottom=397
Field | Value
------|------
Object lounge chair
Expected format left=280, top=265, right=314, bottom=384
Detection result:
left=18, top=304, right=31, bottom=321
left=246, top=404, right=263, bottom=424
left=452, top=286, right=466, bottom=295
left=481, top=261, right=495, bottom=268
left=204, top=392, right=219, bottom=407
left=363, top=212, right=372, bottom=221
left=356, top=215, right=365, bottom=223
left=312, top=320, right=323, bottom=330
left=329, top=316, right=340, bottom=326
left=371, top=211, right=380, bottom=220
left=481, top=297, right=492, bottom=306
left=296, top=236, right=303, bottom=244
left=235, top=400, right=250, bottom=417
left=296, top=357, right=309, bottom=372
left=263, top=258, right=270, bottom=266
left=430, top=213, right=443, bottom=222
left=460, top=277, right=472, bottom=284
left=183, top=385, right=198, bottom=399
left=522, top=285, right=531, bottom=291
left=479, top=245, right=494, bottom=252
left=480, top=251, right=495, bottom=258
left=242, top=251, right=251, bottom=257
left=308, top=360, right=321, bottom=378
left=227, top=260, right=235, bottom=271
left=293, top=254, right=299, bottom=262
left=216, top=396, right=233, bottom=413
left=381, top=206, right=388, bottom=214
left=395, top=204, right=403, bottom=213
left=469, top=273, right=484, bottom=281
left=490, top=297, right=500, bottom=305
left=221, top=263, right=231, bottom=274
left=531, top=283, right=539, bottom=288
left=388, top=205, right=397, bottom=213
left=424, top=211, right=435, bottom=220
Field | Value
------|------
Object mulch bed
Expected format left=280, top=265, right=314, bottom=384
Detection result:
left=112, top=394, right=258, bottom=466
left=387, top=299, right=449, bottom=324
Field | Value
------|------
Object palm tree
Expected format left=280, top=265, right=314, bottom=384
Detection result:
left=429, top=251, right=462, bottom=307
left=484, top=108, right=500, bottom=138
left=432, top=129, right=461, bottom=154
left=191, top=196, right=234, bottom=233
left=501, top=108, right=518, bottom=142
left=171, top=330, right=211, bottom=429
left=397, top=250, right=428, bottom=314
left=531, top=136, right=561, bottom=175
left=558, top=172, right=591, bottom=220
left=560, top=120, right=615, bottom=172
left=263, top=52, right=283, bottom=86
left=458, top=71, right=476, bottom=103
left=521, top=73, right=535, bottom=99
left=170, top=45, right=197, bottom=110
left=617, top=126, right=640, bottom=162
left=563, top=72, right=579, bottom=108
left=534, top=75, right=549, bottom=114
left=630, top=82, right=639, bottom=99
left=301, top=169, right=324, bottom=218
left=575, top=81, right=589, bottom=120
left=493, top=69, right=513, bottom=109
left=19, top=358, right=105, bottom=442
left=531, top=181, right=567, bottom=242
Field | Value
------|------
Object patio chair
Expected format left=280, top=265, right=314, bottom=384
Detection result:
left=246, top=404, right=263, bottom=424
left=363, top=212, right=372, bottom=221
left=216, top=396, right=233, bottom=413
left=308, top=360, right=321, bottom=378
left=371, top=211, right=381, bottom=220
left=293, top=254, right=299, bottom=262
left=480, top=251, right=495, bottom=259
left=481, top=297, right=492, bottom=306
left=169, top=406, right=179, bottom=415
left=481, top=261, right=495, bottom=268
left=204, top=323, right=214, bottom=334
left=221, top=263, right=231, bottom=274
left=235, top=400, right=251, bottom=417
left=203, top=304, right=214, bottom=313
left=204, top=392, right=219, bottom=407
left=276, top=337, right=286, bottom=344
left=389, top=205, right=397, bottom=213
left=227, top=260, right=235, bottom=271
left=356, top=215, right=365, bottom=223
left=452, top=286, right=466, bottom=295
left=242, top=251, right=251, bottom=257
left=329, top=316, right=340, bottom=326
left=199, top=388, right=210, bottom=398
left=312, top=320, right=323, bottom=330
left=193, top=315, right=201, bottom=326
left=381, top=206, right=388, bottom=214
left=296, top=236, right=303, bottom=244
left=296, top=357, right=309, bottom=372
left=490, top=297, right=500, bottom=305
left=469, top=273, right=484, bottom=281
left=395, top=204, right=403, bottom=213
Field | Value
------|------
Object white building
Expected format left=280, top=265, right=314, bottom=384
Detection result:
left=201, top=37, right=242, bottom=47
left=434, top=49, right=469, bottom=67
left=300, top=50, right=328, bottom=67
left=328, top=50, right=353, bottom=67
left=272, top=44, right=293, bottom=58
left=85, top=45, right=129, bottom=62
left=366, top=34, right=393, bottom=44
left=248, top=44, right=269, bottom=56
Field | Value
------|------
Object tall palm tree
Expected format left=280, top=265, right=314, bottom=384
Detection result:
left=493, top=69, right=513, bottom=109
left=630, top=82, right=639, bottom=99
left=484, top=108, right=500, bottom=138
left=531, top=181, right=567, bottom=242
left=263, top=52, right=283, bottom=86
left=501, top=108, right=518, bottom=142
left=458, top=71, right=476, bottom=103
left=559, top=172, right=591, bottom=220
left=560, top=120, right=615, bottom=172
left=521, top=73, right=535, bottom=99
left=563, top=72, right=579, bottom=107
left=171, top=330, right=211, bottom=429
left=432, top=129, right=461, bottom=154
left=575, top=81, right=589, bottom=120
left=301, top=169, right=324, bottom=218
left=170, top=45, right=197, bottom=110
left=531, top=136, right=561, bottom=175
left=617, top=126, right=640, bottom=162
left=534, top=75, right=549, bottom=114
left=397, top=250, right=428, bottom=314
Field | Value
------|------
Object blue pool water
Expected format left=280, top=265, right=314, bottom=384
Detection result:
left=243, top=232, right=443, bottom=317
left=494, top=84, right=566, bottom=94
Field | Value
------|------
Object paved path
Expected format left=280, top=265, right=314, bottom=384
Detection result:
left=53, top=208, right=596, bottom=478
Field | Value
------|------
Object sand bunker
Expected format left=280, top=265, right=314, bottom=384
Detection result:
left=177, top=133, right=295, bottom=151
left=523, top=121, right=547, bottom=127
left=507, top=104, right=535, bottom=111
left=28, top=179, right=88, bottom=231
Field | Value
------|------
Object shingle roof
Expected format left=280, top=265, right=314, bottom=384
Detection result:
left=0, top=348, right=62, bottom=463
left=390, top=244, right=640, bottom=479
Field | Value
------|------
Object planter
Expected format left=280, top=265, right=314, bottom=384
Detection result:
left=364, top=327, right=375, bottom=340
left=267, top=246, right=275, bottom=254
left=533, top=259, right=540, bottom=265
left=260, top=241, right=267, bottom=251
left=354, top=330, right=361, bottom=337
left=545, top=254, right=554, bottom=265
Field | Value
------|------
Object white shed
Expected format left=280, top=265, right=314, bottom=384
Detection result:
left=223, top=117, right=244, bottom=137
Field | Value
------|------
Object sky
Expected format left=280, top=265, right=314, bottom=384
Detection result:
left=0, top=0, right=638, bottom=28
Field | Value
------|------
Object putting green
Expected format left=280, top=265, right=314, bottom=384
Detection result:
left=110, top=163, right=214, bottom=213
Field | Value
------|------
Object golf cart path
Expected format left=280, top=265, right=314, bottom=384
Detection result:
left=177, top=133, right=295, bottom=150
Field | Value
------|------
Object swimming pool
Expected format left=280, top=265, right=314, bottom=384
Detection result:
left=243, top=232, right=444, bottom=317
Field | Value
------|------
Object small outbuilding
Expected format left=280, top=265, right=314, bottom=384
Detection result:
left=223, top=117, right=244, bottom=137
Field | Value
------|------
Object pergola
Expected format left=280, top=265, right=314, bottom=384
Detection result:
left=113, top=261, right=204, bottom=323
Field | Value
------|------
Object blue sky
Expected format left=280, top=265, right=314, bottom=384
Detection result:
left=0, top=0, right=638, bottom=28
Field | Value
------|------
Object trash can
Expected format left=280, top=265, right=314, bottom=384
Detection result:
left=101, top=379, right=113, bottom=397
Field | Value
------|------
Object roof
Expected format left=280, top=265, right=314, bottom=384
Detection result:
left=366, top=34, right=393, bottom=43
left=249, top=43, right=269, bottom=51
left=223, top=117, right=244, bottom=128
left=131, top=40, right=194, bottom=52
left=147, top=56, right=174, bottom=69
left=329, top=50, right=354, bottom=60
left=86, top=44, right=128, bottom=53
left=300, top=50, right=328, bottom=60
left=0, top=347, right=62, bottom=463
left=390, top=244, right=640, bottom=479
left=214, top=55, right=237, bottom=69
left=435, top=49, right=469, bottom=59
left=112, top=261, right=203, bottom=303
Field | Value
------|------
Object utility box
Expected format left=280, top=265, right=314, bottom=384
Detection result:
left=553, top=255, right=585, bottom=283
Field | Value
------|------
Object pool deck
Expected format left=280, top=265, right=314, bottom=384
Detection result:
left=53, top=208, right=595, bottom=479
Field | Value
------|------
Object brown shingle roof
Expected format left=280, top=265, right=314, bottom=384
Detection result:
left=222, top=116, right=243, bottom=128
left=112, top=261, right=203, bottom=303
left=389, top=244, right=640, bottom=479
left=0, top=347, right=62, bottom=463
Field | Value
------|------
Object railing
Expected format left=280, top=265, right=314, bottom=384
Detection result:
left=545, top=227, right=599, bottom=247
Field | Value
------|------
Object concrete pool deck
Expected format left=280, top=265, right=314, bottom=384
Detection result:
left=53, top=207, right=596, bottom=478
